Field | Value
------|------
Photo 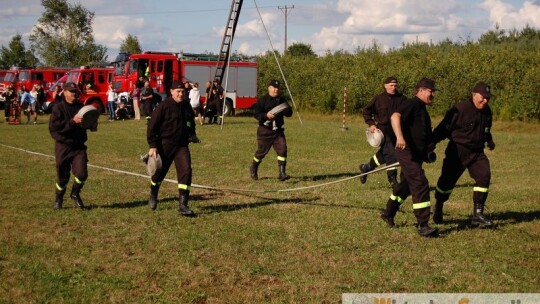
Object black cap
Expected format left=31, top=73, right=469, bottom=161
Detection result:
left=415, top=78, right=437, bottom=91
left=171, top=80, right=185, bottom=90
left=268, top=79, right=281, bottom=88
left=472, top=81, right=491, bottom=98
left=384, top=76, right=398, bottom=84
left=64, top=82, right=79, bottom=92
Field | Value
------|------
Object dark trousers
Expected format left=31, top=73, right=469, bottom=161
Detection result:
left=152, top=144, right=192, bottom=189
left=55, top=142, right=88, bottom=187
left=370, top=133, right=398, bottom=177
left=435, top=142, right=491, bottom=205
left=142, top=99, right=153, bottom=118
left=392, top=148, right=431, bottom=224
left=254, top=126, right=287, bottom=165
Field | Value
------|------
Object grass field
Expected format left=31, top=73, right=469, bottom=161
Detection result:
left=0, top=113, right=539, bottom=303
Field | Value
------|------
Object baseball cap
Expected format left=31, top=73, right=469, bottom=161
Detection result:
left=415, top=78, right=437, bottom=91
left=268, top=79, right=281, bottom=88
left=171, top=80, right=185, bottom=89
left=472, top=81, right=492, bottom=98
left=384, top=76, right=398, bottom=84
left=64, top=82, right=80, bottom=92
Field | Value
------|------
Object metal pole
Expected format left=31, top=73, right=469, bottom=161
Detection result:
left=341, top=86, right=348, bottom=131
left=278, top=5, right=294, bottom=53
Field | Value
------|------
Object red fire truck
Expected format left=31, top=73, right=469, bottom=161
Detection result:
left=0, top=67, right=68, bottom=103
left=112, top=51, right=257, bottom=115
left=64, top=66, right=114, bottom=112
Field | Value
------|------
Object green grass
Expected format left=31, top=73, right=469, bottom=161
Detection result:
left=0, top=114, right=539, bottom=303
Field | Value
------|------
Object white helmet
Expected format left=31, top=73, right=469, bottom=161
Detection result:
left=366, top=128, right=384, bottom=147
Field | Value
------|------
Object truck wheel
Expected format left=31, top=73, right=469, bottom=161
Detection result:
left=223, top=99, right=234, bottom=116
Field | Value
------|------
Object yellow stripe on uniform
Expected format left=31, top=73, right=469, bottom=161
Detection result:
left=473, top=186, right=489, bottom=193
left=373, top=155, right=381, bottom=166
left=253, top=157, right=260, bottom=163
left=277, top=156, right=286, bottom=162
left=436, top=186, right=453, bottom=194
left=56, top=183, right=65, bottom=191
left=178, top=184, right=192, bottom=191
left=74, top=177, right=84, bottom=184
left=413, top=201, right=431, bottom=209
left=390, top=194, right=404, bottom=204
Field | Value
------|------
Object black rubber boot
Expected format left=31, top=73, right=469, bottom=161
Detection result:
left=179, top=191, right=196, bottom=217
left=149, top=184, right=160, bottom=210
left=417, top=223, right=438, bottom=237
left=433, top=201, right=444, bottom=224
left=387, top=171, right=398, bottom=187
left=278, top=164, right=290, bottom=181
left=70, top=182, right=86, bottom=209
left=380, top=199, right=400, bottom=228
left=471, top=203, right=493, bottom=228
left=54, top=188, right=66, bottom=210
left=359, top=164, right=371, bottom=184
left=250, top=161, right=259, bottom=180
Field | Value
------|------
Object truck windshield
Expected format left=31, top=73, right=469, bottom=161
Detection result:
left=67, top=72, right=81, bottom=84
left=19, top=71, right=30, bottom=81
left=4, top=72, right=17, bottom=82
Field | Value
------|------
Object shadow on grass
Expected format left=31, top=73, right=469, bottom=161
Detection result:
left=97, top=193, right=219, bottom=209
left=198, top=196, right=320, bottom=214
left=294, top=172, right=358, bottom=182
left=435, top=210, right=540, bottom=235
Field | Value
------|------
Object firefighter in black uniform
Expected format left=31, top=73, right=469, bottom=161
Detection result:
left=360, top=76, right=406, bottom=186
left=250, top=79, right=293, bottom=181
left=380, top=78, right=438, bottom=237
left=147, top=81, right=199, bottom=216
left=431, top=82, right=495, bottom=227
left=49, top=82, right=95, bottom=210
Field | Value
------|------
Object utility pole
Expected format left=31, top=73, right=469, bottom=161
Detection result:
left=278, top=5, right=294, bottom=54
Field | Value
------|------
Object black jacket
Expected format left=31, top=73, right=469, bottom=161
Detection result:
left=147, top=97, right=196, bottom=148
left=394, top=97, right=432, bottom=157
left=253, top=94, right=292, bottom=130
left=363, top=91, right=406, bottom=130
left=432, top=98, right=493, bottom=152
left=49, top=100, right=87, bottom=146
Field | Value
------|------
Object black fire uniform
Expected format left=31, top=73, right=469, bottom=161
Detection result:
left=383, top=97, right=434, bottom=227
left=141, top=86, right=154, bottom=120
left=432, top=98, right=494, bottom=222
left=49, top=99, right=88, bottom=208
left=251, top=94, right=293, bottom=180
left=361, top=90, right=406, bottom=183
left=2, top=88, right=16, bottom=122
left=147, top=96, right=197, bottom=199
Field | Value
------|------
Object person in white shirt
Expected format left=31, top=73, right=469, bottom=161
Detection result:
left=189, top=82, right=203, bottom=125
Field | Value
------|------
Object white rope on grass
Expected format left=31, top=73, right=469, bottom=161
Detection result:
left=0, top=143, right=399, bottom=194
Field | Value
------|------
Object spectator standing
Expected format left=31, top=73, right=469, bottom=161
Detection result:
left=141, top=81, right=154, bottom=121
left=107, top=83, right=117, bottom=121
left=189, top=82, right=203, bottom=125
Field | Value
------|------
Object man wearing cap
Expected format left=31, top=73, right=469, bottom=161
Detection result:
left=380, top=78, right=439, bottom=237
left=250, top=79, right=293, bottom=181
left=147, top=81, right=199, bottom=216
left=359, top=76, right=406, bottom=186
left=49, top=82, right=93, bottom=210
left=430, top=82, right=495, bottom=227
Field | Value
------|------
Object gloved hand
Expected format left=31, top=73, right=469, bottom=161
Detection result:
left=486, top=140, right=495, bottom=150
left=426, top=151, right=437, bottom=163
left=188, top=135, right=201, bottom=143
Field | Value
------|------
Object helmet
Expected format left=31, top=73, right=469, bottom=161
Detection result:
left=366, top=128, right=384, bottom=147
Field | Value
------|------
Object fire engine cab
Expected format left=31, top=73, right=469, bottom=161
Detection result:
left=0, top=67, right=68, bottom=102
left=65, top=66, right=114, bottom=112
left=112, top=51, right=257, bottom=115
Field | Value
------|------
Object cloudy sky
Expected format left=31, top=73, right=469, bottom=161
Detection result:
left=1, top=0, right=539, bottom=61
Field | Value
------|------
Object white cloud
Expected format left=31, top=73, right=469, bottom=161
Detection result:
left=480, top=0, right=540, bottom=28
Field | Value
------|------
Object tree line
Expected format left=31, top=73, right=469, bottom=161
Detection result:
left=257, top=26, right=540, bottom=121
